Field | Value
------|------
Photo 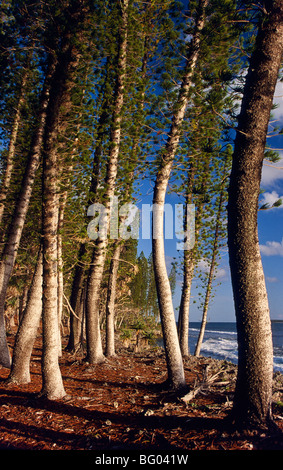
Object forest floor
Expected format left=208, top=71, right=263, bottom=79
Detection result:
left=0, top=333, right=282, bottom=454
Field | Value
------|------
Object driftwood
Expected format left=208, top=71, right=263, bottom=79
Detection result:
left=181, top=365, right=225, bottom=404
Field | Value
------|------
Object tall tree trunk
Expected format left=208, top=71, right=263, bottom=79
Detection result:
left=195, top=172, right=226, bottom=357
left=41, top=123, right=65, bottom=400
left=178, top=151, right=212, bottom=357
left=0, top=55, right=56, bottom=369
left=178, top=163, right=197, bottom=357
left=85, top=0, right=128, bottom=364
left=40, top=34, right=82, bottom=400
left=66, top=107, right=105, bottom=352
left=178, top=249, right=195, bottom=357
left=0, top=68, right=29, bottom=227
left=6, top=248, right=43, bottom=384
left=66, top=61, right=111, bottom=353
left=227, top=1, right=283, bottom=430
left=152, top=0, right=207, bottom=390
left=66, top=243, right=87, bottom=352
left=105, top=242, right=122, bottom=357
left=57, top=191, right=68, bottom=356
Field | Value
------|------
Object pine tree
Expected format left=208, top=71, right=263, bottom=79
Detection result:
left=40, top=0, right=92, bottom=399
left=85, top=0, right=129, bottom=364
left=194, top=147, right=231, bottom=356
left=152, top=0, right=208, bottom=391
left=177, top=0, right=241, bottom=357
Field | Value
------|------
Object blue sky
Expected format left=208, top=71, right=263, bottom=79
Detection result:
left=136, top=80, right=283, bottom=323
left=258, top=80, right=283, bottom=321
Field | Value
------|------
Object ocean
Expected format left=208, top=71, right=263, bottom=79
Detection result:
left=188, top=321, right=283, bottom=373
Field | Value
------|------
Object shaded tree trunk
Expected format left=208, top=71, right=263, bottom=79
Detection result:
left=0, top=67, right=29, bottom=226
left=66, top=243, right=87, bottom=352
left=57, top=191, right=68, bottom=356
left=227, top=0, right=283, bottom=430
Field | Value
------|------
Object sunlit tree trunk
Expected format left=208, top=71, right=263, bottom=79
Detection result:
left=40, top=32, right=83, bottom=399
left=195, top=173, right=226, bottom=356
left=178, top=163, right=196, bottom=357
left=85, top=0, right=129, bottom=364
left=227, top=0, right=283, bottom=430
left=153, top=1, right=208, bottom=390
left=105, top=242, right=122, bottom=357
left=178, top=250, right=195, bottom=357
left=6, top=248, right=43, bottom=384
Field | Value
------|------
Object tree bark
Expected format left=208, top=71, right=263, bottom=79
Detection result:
left=6, top=248, right=43, bottom=384
left=152, top=0, right=208, bottom=390
left=41, top=116, right=66, bottom=400
left=85, top=0, right=129, bottom=364
left=227, top=0, right=283, bottom=429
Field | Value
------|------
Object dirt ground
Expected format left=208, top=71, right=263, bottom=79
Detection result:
left=0, top=333, right=282, bottom=453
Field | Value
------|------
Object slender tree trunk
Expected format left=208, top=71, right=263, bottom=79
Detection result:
left=66, top=244, right=87, bottom=352
left=178, top=149, right=212, bottom=357
left=105, top=242, right=122, bottom=357
left=195, top=179, right=226, bottom=357
left=178, top=164, right=196, bottom=357
left=227, top=1, right=283, bottom=430
left=103, top=28, right=150, bottom=358
left=0, top=55, right=56, bottom=369
left=0, top=68, right=29, bottom=226
left=85, top=0, right=128, bottom=364
left=6, top=248, right=43, bottom=384
left=152, top=1, right=207, bottom=390
left=178, top=250, right=195, bottom=356
left=57, top=191, right=68, bottom=356
left=66, top=64, right=110, bottom=353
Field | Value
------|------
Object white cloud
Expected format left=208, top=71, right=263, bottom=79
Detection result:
left=197, top=258, right=227, bottom=279
left=272, top=80, right=283, bottom=122
left=260, top=238, right=283, bottom=256
left=266, top=276, right=279, bottom=283
left=261, top=154, right=283, bottom=187
left=259, top=190, right=283, bottom=209
left=261, top=78, right=283, bottom=187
